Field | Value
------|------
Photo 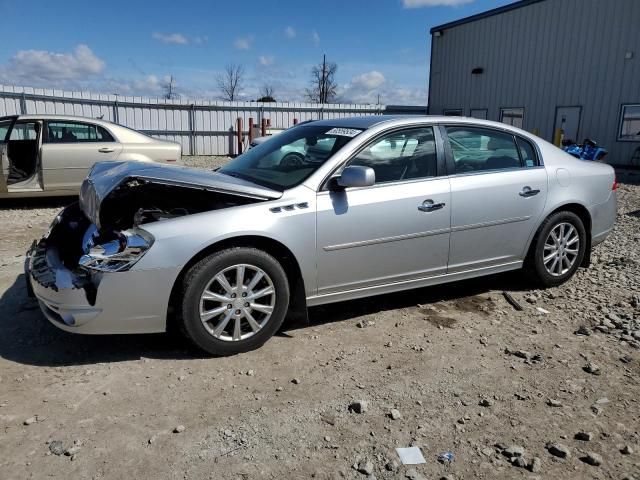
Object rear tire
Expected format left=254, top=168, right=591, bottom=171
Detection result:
left=179, top=247, right=289, bottom=356
left=528, top=211, right=587, bottom=287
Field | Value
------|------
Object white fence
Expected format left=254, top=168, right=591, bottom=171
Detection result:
left=0, top=85, right=426, bottom=155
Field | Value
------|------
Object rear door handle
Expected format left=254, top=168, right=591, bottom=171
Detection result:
left=519, top=186, right=540, bottom=197
left=418, top=200, right=445, bottom=212
left=98, top=147, right=114, bottom=153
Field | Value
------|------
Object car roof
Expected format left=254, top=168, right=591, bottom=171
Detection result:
left=0, top=114, right=171, bottom=144
left=6, top=114, right=116, bottom=125
left=310, top=115, right=533, bottom=133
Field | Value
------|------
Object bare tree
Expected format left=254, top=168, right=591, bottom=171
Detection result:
left=216, top=63, right=245, bottom=101
left=257, top=84, right=276, bottom=102
left=305, top=55, right=338, bottom=104
left=162, top=75, right=179, bottom=100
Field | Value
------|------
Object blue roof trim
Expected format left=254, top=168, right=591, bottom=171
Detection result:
left=430, top=0, right=548, bottom=34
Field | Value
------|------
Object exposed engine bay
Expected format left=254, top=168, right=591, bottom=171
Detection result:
left=96, top=178, right=263, bottom=230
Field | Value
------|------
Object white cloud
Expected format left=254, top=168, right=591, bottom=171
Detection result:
left=259, top=55, right=275, bottom=66
left=152, top=32, right=188, bottom=45
left=351, top=70, right=386, bottom=89
left=312, top=30, right=320, bottom=46
left=234, top=36, right=253, bottom=50
left=339, top=68, right=426, bottom=105
left=193, top=35, right=209, bottom=45
left=0, top=44, right=105, bottom=86
left=284, top=26, right=296, bottom=39
left=403, top=0, right=474, bottom=7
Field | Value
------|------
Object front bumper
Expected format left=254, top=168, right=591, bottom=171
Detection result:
left=26, top=208, right=179, bottom=334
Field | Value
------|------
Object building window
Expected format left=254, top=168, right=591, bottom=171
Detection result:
left=443, top=109, right=462, bottom=116
left=619, top=104, right=640, bottom=141
left=470, top=109, right=488, bottom=120
left=500, top=108, right=524, bottom=129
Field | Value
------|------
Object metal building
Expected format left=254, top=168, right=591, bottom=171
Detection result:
left=428, top=0, right=640, bottom=166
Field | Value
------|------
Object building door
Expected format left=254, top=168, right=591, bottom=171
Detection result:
left=554, top=107, right=582, bottom=143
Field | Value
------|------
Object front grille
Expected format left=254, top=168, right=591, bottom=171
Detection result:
left=29, top=245, right=58, bottom=291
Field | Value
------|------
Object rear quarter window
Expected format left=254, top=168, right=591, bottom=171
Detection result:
left=516, top=137, right=540, bottom=167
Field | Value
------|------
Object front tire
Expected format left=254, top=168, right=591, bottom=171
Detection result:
left=179, top=248, right=290, bottom=355
left=529, top=211, right=587, bottom=287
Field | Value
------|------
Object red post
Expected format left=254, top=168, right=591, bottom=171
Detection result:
left=293, top=118, right=299, bottom=125
left=248, top=117, right=254, bottom=143
left=261, top=118, right=267, bottom=137
left=236, top=117, right=243, bottom=155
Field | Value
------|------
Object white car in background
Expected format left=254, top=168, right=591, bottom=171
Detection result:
left=0, top=115, right=181, bottom=198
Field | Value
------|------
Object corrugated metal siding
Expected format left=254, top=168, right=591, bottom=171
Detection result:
left=0, top=85, right=407, bottom=155
left=429, top=0, right=640, bottom=165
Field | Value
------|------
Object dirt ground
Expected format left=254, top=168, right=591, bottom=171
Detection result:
left=1, top=159, right=639, bottom=480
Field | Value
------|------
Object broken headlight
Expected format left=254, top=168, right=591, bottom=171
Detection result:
left=79, top=228, right=154, bottom=272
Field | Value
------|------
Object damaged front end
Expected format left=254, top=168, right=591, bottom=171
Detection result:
left=79, top=161, right=281, bottom=230
left=27, top=160, right=281, bottom=332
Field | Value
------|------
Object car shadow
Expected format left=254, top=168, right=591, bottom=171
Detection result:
left=0, top=196, right=77, bottom=210
left=0, top=274, right=200, bottom=367
left=304, top=270, right=532, bottom=327
left=1, top=269, right=534, bottom=367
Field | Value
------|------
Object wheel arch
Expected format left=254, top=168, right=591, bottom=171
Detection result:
left=526, top=202, right=593, bottom=267
left=167, top=235, right=308, bottom=332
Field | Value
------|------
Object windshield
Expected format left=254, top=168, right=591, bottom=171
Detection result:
left=219, top=125, right=363, bottom=191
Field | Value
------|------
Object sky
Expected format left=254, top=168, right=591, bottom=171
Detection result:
left=0, top=0, right=516, bottom=105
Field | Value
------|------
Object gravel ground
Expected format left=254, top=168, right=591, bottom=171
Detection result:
left=0, top=161, right=639, bottom=480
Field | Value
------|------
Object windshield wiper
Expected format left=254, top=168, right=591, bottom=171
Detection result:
left=219, top=170, right=242, bottom=179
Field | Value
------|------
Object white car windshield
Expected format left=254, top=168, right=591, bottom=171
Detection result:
left=219, top=125, right=363, bottom=191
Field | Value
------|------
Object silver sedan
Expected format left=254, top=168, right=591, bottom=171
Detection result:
left=27, top=116, right=617, bottom=355
left=1, top=114, right=181, bottom=198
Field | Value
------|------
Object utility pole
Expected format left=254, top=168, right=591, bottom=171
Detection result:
left=320, top=54, right=327, bottom=104
left=164, top=75, right=176, bottom=100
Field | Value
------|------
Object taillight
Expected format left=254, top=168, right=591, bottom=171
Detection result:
left=612, top=176, right=618, bottom=191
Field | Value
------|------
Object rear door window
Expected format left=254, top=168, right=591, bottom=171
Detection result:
left=46, top=122, right=115, bottom=143
left=445, top=126, right=522, bottom=174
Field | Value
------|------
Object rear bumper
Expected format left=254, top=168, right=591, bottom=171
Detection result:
left=26, top=210, right=178, bottom=334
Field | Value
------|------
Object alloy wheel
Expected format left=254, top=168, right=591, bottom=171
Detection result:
left=199, top=264, right=275, bottom=341
left=543, top=222, right=580, bottom=277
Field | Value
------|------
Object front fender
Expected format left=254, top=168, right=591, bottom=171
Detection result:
left=134, top=189, right=317, bottom=296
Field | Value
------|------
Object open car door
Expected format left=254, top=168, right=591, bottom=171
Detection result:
left=4, top=119, right=44, bottom=193
left=0, top=142, right=9, bottom=194
left=0, top=116, right=17, bottom=194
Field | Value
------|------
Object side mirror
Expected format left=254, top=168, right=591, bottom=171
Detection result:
left=335, top=165, right=375, bottom=188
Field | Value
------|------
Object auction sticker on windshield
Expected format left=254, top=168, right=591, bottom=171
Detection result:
left=325, top=127, right=363, bottom=137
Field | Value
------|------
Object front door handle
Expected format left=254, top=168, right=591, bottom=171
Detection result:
left=98, top=147, right=115, bottom=153
left=519, top=186, right=540, bottom=197
left=418, top=200, right=445, bottom=212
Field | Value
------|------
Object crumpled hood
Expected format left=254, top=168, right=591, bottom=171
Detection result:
left=80, top=161, right=282, bottom=228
